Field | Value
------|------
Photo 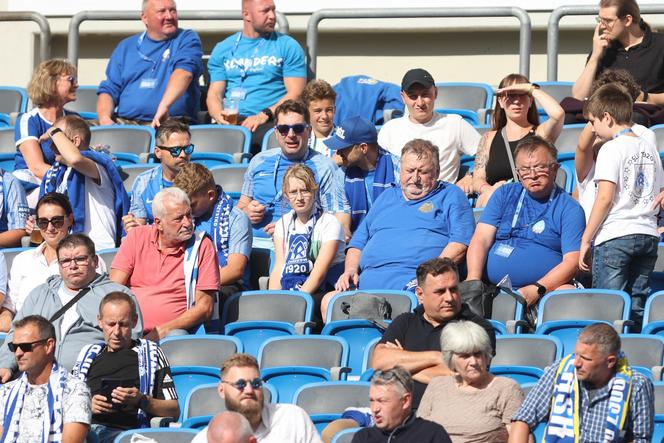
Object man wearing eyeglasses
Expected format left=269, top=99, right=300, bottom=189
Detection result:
left=192, top=353, right=322, bottom=443
left=570, top=0, right=664, bottom=125
left=0, top=233, right=144, bottom=383
left=238, top=100, right=347, bottom=240
left=124, top=119, right=193, bottom=231
left=466, top=136, right=586, bottom=308
left=0, top=315, right=91, bottom=443
left=97, top=0, right=203, bottom=127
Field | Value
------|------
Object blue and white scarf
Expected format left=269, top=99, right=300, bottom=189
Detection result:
left=544, top=353, right=633, bottom=443
left=209, top=186, right=233, bottom=267
left=1, top=362, right=68, bottom=443
left=72, top=339, right=159, bottom=428
left=40, top=150, right=130, bottom=246
left=280, top=207, right=321, bottom=290
left=345, top=149, right=395, bottom=232
left=184, top=231, right=206, bottom=310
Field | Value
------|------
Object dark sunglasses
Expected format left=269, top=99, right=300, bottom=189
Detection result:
left=222, top=377, right=263, bottom=391
left=36, top=216, right=66, bottom=230
left=275, top=124, right=309, bottom=136
left=157, top=144, right=195, bottom=157
left=8, top=338, right=49, bottom=353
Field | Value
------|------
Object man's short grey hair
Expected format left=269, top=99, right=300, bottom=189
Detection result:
left=371, top=366, right=413, bottom=397
left=152, top=187, right=190, bottom=219
left=207, top=411, right=254, bottom=443
left=440, top=321, right=493, bottom=369
left=400, top=139, right=440, bottom=177
left=578, top=322, right=621, bottom=357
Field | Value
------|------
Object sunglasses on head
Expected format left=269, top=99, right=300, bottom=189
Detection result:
left=157, top=144, right=195, bottom=157
left=275, top=124, right=309, bottom=136
left=36, top=216, right=66, bottom=230
left=222, top=377, right=263, bottom=391
left=8, top=338, right=49, bottom=353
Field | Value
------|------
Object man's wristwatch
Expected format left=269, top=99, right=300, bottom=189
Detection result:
left=138, top=394, right=149, bottom=410
left=534, top=282, right=547, bottom=296
left=261, top=108, right=274, bottom=122
left=49, top=127, right=63, bottom=138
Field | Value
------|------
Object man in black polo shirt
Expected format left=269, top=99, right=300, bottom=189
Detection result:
left=371, top=257, right=495, bottom=409
left=72, top=292, right=180, bottom=443
left=570, top=0, right=664, bottom=125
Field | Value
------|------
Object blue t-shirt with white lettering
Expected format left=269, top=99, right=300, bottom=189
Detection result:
left=479, top=183, right=585, bottom=288
left=208, top=31, right=306, bottom=117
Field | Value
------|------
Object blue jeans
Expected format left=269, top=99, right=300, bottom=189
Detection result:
left=592, top=234, right=658, bottom=324
left=89, top=424, right=122, bottom=443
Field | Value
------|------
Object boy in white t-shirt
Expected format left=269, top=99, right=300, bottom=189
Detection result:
left=580, top=83, right=664, bottom=323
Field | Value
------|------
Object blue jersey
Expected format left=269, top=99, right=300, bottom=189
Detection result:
left=241, top=148, right=347, bottom=238
left=349, top=183, right=475, bottom=290
left=480, top=183, right=585, bottom=288
left=98, top=29, right=203, bottom=121
left=129, top=165, right=171, bottom=223
left=14, top=108, right=77, bottom=172
left=0, top=170, right=29, bottom=231
left=208, top=31, right=306, bottom=117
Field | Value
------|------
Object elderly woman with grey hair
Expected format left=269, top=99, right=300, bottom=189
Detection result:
left=417, top=321, right=524, bottom=443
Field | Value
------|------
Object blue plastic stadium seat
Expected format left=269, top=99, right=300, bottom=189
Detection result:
left=489, top=365, right=544, bottom=384
left=321, top=320, right=386, bottom=376
left=170, top=366, right=221, bottom=422
left=643, top=290, right=664, bottom=336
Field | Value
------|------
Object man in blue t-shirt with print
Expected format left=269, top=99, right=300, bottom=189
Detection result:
left=466, top=135, right=585, bottom=308
left=206, top=0, right=307, bottom=154
left=97, top=0, right=203, bottom=128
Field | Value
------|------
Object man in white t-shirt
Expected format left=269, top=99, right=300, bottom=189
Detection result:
left=377, top=68, right=480, bottom=193
left=43, top=116, right=129, bottom=250
left=192, top=354, right=322, bottom=443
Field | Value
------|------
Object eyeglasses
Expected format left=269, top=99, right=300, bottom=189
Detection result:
left=275, top=124, right=309, bottom=136
left=36, top=216, right=66, bottom=230
left=58, top=255, right=91, bottom=268
left=222, top=377, right=263, bottom=391
left=8, top=338, right=49, bottom=353
left=595, top=15, right=620, bottom=27
left=373, top=369, right=410, bottom=392
left=499, top=92, right=530, bottom=100
left=286, top=189, right=312, bottom=199
left=157, top=144, right=195, bottom=157
left=516, top=163, right=557, bottom=177
left=58, top=75, right=77, bottom=84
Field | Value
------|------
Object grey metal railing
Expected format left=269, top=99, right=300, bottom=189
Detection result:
left=547, top=4, right=664, bottom=80
left=307, top=7, right=531, bottom=78
left=68, top=10, right=290, bottom=67
left=0, top=11, right=51, bottom=63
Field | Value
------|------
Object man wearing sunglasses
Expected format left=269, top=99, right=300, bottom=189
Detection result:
left=0, top=234, right=144, bottom=383
left=0, top=315, right=91, bottom=443
left=238, top=100, right=348, bottom=240
left=42, top=115, right=130, bottom=250
left=125, top=119, right=193, bottom=231
left=192, top=353, right=322, bottom=443
left=97, top=0, right=203, bottom=127
left=466, top=136, right=585, bottom=309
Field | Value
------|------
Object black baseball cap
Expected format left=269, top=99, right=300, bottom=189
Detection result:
left=401, top=68, right=435, bottom=91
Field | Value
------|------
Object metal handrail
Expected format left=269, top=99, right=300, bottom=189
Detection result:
left=307, top=7, right=531, bottom=78
left=0, top=11, right=51, bottom=63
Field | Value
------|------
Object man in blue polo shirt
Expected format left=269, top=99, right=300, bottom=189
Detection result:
left=0, top=169, right=29, bottom=248
left=238, top=100, right=348, bottom=240
left=206, top=0, right=306, bottom=154
left=466, top=135, right=585, bottom=307
left=123, top=119, right=192, bottom=231
left=97, top=0, right=203, bottom=127
left=324, top=116, right=400, bottom=234
left=334, top=138, right=475, bottom=293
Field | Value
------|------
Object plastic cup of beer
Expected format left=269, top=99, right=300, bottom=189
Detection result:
left=223, top=98, right=239, bottom=125
left=30, top=227, right=43, bottom=246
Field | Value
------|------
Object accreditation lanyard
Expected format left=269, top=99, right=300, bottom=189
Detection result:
left=510, top=186, right=557, bottom=232
left=231, top=32, right=268, bottom=82
left=136, top=32, right=165, bottom=72
left=613, top=127, right=634, bottom=139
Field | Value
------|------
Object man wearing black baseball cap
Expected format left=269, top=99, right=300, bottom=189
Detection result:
left=324, top=116, right=400, bottom=234
left=378, top=68, right=480, bottom=193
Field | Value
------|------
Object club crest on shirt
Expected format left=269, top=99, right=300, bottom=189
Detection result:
left=419, top=202, right=434, bottom=213
left=623, top=151, right=656, bottom=205
left=532, top=220, right=545, bottom=234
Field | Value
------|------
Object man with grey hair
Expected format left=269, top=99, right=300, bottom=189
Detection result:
left=111, top=187, right=220, bottom=341
left=207, top=411, right=257, bottom=443
left=323, top=138, right=474, bottom=317
left=511, top=322, right=654, bottom=442
left=97, top=0, right=203, bottom=127
left=350, top=366, right=451, bottom=443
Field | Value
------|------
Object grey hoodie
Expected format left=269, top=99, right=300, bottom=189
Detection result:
left=0, top=273, right=143, bottom=375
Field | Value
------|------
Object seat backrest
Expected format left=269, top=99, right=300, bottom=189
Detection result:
left=2, top=247, right=33, bottom=273
left=492, top=335, right=561, bottom=369
left=361, top=337, right=381, bottom=374
left=555, top=167, right=567, bottom=191
left=655, top=382, right=664, bottom=415
left=210, top=165, right=248, bottom=195
left=96, top=248, right=118, bottom=269
left=655, top=244, right=664, bottom=273
left=222, top=291, right=311, bottom=325
left=63, top=86, right=98, bottom=116
left=190, top=125, right=250, bottom=154
left=90, top=126, right=154, bottom=156
left=160, top=336, right=241, bottom=367
left=116, top=429, right=198, bottom=443
left=0, top=128, right=16, bottom=154
left=259, top=336, right=346, bottom=369
left=434, top=82, right=493, bottom=112
left=619, top=334, right=664, bottom=368
left=118, top=165, right=155, bottom=193
left=328, top=290, right=417, bottom=322
left=554, top=124, right=585, bottom=154
left=539, top=290, right=629, bottom=324
left=294, top=382, right=370, bottom=415
left=0, top=87, right=27, bottom=114
left=534, top=82, right=573, bottom=104
left=491, top=291, right=521, bottom=324
left=331, top=428, right=360, bottom=443
left=645, top=291, right=664, bottom=324
left=651, top=125, right=664, bottom=151
left=262, top=128, right=279, bottom=151
left=185, top=382, right=273, bottom=419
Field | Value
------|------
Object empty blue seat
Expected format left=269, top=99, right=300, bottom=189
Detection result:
left=434, top=82, right=494, bottom=125
left=189, top=124, right=251, bottom=166
left=113, top=428, right=198, bottom=443
left=90, top=125, right=155, bottom=166
left=645, top=291, right=664, bottom=337
left=64, top=85, right=98, bottom=120
left=170, top=366, right=221, bottom=422
left=489, top=365, right=543, bottom=384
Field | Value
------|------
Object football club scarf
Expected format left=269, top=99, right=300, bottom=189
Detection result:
left=209, top=187, right=233, bottom=267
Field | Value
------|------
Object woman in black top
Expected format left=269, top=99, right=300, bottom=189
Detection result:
left=472, top=74, right=564, bottom=207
